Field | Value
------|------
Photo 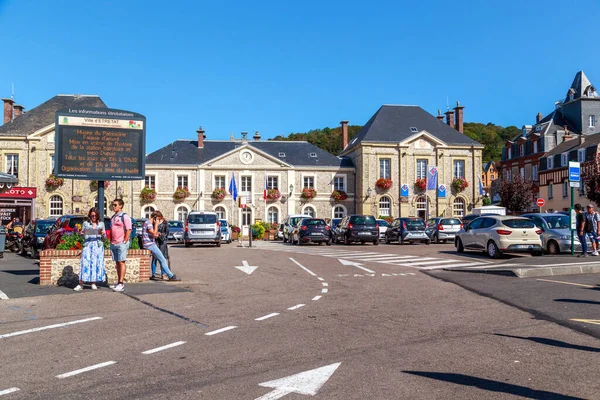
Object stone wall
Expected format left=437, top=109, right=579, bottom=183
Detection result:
left=39, top=249, right=151, bottom=285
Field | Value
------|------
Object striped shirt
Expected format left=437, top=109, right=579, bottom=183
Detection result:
left=142, top=219, right=156, bottom=249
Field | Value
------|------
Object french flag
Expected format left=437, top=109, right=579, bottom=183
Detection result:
left=264, top=171, right=268, bottom=200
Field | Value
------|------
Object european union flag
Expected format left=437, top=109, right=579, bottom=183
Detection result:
left=229, top=171, right=238, bottom=201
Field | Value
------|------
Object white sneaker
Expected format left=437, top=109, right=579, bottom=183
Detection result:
left=91, top=284, right=98, bottom=290
left=73, top=285, right=83, bottom=291
left=592, top=251, right=599, bottom=256
left=112, top=283, right=124, bottom=292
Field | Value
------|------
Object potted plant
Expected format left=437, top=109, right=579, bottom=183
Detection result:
left=45, top=174, right=64, bottom=191
left=331, top=190, right=348, bottom=202
left=212, top=188, right=226, bottom=201
left=140, top=187, right=157, bottom=203
left=376, top=178, right=393, bottom=190
left=451, top=178, right=469, bottom=193
left=266, top=188, right=281, bottom=202
left=90, top=180, right=110, bottom=191
left=300, top=187, right=317, bottom=200
left=415, top=178, right=427, bottom=191
left=231, top=225, right=241, bottom=240
left=173, top=186, right=190, bottom=201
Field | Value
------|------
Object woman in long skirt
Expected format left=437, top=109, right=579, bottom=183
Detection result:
left=74, top=207, right=106, bottom=291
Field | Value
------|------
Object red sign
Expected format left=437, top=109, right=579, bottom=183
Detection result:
left=0, top=187, right=37, bottom=199
left=536, top=198, right=545, bottom=207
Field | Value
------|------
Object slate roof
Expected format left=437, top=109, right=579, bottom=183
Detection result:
left=509, top=110, right=577, bottom=143
left=483, top=161, right=495, bottom=172
left=0, top=95, right=106, bottom=136
left=146, top=140, right=354, bottom=168
left=545, top=133, right=600, bottom=157
left=343, top=105, right=483, bottom=152
left=564, top=70, right=598, bottom=102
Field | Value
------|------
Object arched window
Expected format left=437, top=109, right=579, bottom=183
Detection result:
left=49, top=195, right=63, bottom=217
left=143, top=205, right=156, bottom=219
left=214, top=206, right=226, bottom=220
left=303, top=206, right=316, bottom=218
left=333, top=205, right=346, bottom=219
left=379, top=196, right=391, bottom=217
left=267, top=206, right=279, bottom=224
left=176, top=205, right=188, bottom=222
left=94, top=196, right=108, bottom=216
left=416, top=195, right=427, bottom=220
left=453, top=198, right=465, bottom=217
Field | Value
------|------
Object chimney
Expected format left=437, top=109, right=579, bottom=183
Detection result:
left=241, top=131, right=248, bottom=141
left=340, top=120, right=349, bottom=150
left=196, top=126, right=206, bottom=148
left=580, top=134, right=586, bottom=145
left=13, top=104, right=24, bottom=118
left=453, top=101, right=464, bottom=133
left=562, top=126, right=573, bottom=142
left=444, top=109, right=454, bottom=129
left=253, top=130, right=261, bottom=141
left=2, top=98, right=14, bottom=124
left=436, top=109, right=444, bottom=122
left=536, top=112, right=543, bottom=124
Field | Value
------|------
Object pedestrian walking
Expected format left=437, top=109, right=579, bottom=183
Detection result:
left=74, top=207, right=106, bottom=291
left=143, top=211, right=181, bottom=282
left=154, top=212, right=171, bottom=279
left=109, top=198, right=132, bottom=292
left=575, top=204, right=588, bottom=258
left=584, top=204, right=600, bottom=256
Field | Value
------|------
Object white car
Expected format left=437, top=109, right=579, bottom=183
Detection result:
left=455, top=215, right=543, bottom=258
left=376, top=219, right=389, bottom=240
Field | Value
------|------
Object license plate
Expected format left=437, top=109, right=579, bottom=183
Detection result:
left=517, top=245, right=532, bottom=249
left=358, top=232, right=371, bottom=235
left=310, top=232, right=322, bottom=236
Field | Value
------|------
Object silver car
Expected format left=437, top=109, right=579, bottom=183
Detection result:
left=522, top=213, right=582, bottom=254
left=184, top=211, right=221, bottom=247
left=426, top=217, right=462, bottom=244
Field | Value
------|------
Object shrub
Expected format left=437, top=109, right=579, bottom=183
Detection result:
left=251, top=222, right=265, bottom=239
left=482, top=197, right=492, bottom=206
left=56, top=232, right=83, bottom=250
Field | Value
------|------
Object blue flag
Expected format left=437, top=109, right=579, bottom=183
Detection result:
left=400, top=183, right=409, bottom=197
left=427, top=166, right=438, bottom=191
left=438, top=184, right=446, bottom=198
left=478, top=175, right=484, bottom=196
left=229, top=171, right=238, bottom=201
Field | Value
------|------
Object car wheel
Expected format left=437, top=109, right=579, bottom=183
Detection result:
left=184, top=242, right=192, bottom=248
left=487, top=241, right=501, bottom=259
left=547, top=240, right=560, bottom=255
left=373, top=240, right=379, bottom=246
left=456, top=238, right=464, bottom=253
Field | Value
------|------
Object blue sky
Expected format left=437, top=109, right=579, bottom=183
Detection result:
left=1, top=0, right=599, bottom=153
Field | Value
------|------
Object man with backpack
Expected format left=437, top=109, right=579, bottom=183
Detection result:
left=109, top=198, right=132, bottom=291
left=584, top=204, right=600, bottom=256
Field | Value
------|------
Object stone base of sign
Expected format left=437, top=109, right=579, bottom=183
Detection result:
left=39, top=249, right=151, bottom=286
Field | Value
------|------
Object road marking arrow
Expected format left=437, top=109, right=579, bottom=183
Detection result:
left=235, top=260, right=257, bottom=275
left=338, top=259, right=375, bottom=273
left=255, top=362, right=341, bottom=400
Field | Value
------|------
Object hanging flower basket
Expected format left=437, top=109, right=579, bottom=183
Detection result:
left=300, top=187, right=317, bottom=200
left=174, top=186, right=190, bottom=201
left=140, top=187, right=157, bottom=203
left=266, top=188, right=281, bottom=202
left=90, top=180, right=110, bottom=191
left=331, top=190, right=348, bottom=202
left=451, top=178, right=469, bottom=193
left=211, top=188, right=226, bottom=201
left=45, top=174, right=64, bottom=191
left=415, top=178, right=427, bottom=191
left=376, top=178, right=393, bottom=190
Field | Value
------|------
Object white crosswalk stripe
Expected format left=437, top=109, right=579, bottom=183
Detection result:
left=256, top=242, right=489, bottom=271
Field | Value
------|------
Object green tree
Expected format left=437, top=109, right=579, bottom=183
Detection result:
left=582, top=156, right=600, bottom=205
left=270, top=125, right=362, bottom=155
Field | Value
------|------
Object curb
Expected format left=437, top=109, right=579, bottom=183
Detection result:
left=444, top=263, right=600, bottom=278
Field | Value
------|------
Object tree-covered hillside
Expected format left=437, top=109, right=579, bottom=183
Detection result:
left=270, top=122, right=518, bottom=162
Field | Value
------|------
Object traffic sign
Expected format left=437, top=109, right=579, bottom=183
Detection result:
left=536, top=198, right=545, bottom=207
left=569, top=161, right=581, bottom=182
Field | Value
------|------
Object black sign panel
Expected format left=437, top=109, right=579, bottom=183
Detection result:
left=54, top=107, right=146, bottom=180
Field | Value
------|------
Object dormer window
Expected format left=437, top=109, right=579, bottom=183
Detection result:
left=547, top=157, right=553, bottom=169
left=309, top=152, right=317, bottom=158
left=535, top=125, right=542, bottom=132
left=568, top=88, right=576, bottom=101
left=522, top=127, right=527, bottom=136
left=561, top=153, right=568, bottom=167
left=278, top=152, right=286, bottom=157
left=410, top=127, right=418, bottom=133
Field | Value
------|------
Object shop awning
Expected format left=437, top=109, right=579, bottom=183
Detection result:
left=0, top=172, right=18, bottom=184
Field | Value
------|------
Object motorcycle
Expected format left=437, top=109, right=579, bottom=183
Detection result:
left=5, top=230, right=23, bottom=253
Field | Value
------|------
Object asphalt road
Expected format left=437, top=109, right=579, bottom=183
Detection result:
left=1, top=241, right=599, bottom=399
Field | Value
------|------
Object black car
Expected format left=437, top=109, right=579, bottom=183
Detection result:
left=335, top=215, right=379, bottom=245
left=290, top=218, right=332, bottom=245
left=22, top=219, right=55, bottom=258
left=385, top=217, right=430, bottom=245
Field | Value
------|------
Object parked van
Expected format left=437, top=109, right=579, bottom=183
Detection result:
left=184, top=211, right=221, bottom=247
left=282, top=214, right=312, bottom=243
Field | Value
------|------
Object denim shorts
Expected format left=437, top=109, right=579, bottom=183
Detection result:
left=586, top=232, right=599, bottom=242
left=110, top=242, right=129, bottom=262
